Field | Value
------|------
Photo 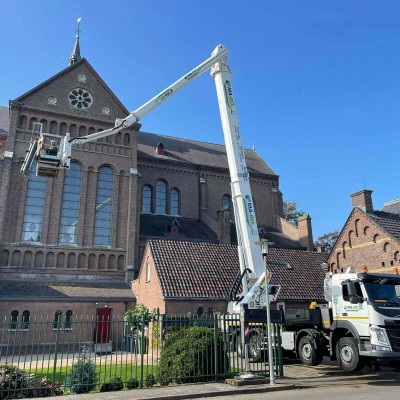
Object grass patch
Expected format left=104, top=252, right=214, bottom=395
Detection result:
left=26, top=364, right=158, bottom=392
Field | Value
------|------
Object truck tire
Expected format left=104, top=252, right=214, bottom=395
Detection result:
left=336, top=337, right=364, bottom=372
left=237, top=334, right=263, bottom=361
left=298, top=335, right=323, bottom=366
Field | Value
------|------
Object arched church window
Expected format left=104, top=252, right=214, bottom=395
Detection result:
left=155, top=180, right=167, bottom=214
left=59, top=162, right=82, bottom=244
left=21, top=162, right=47, bottom=243
left=93, top=166, right=114, bottom=246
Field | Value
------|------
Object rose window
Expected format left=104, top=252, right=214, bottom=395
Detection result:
left=68, top=88, right=93, bottom=109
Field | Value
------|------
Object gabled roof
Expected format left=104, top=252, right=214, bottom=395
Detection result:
left=146, top=239, right=327, bottom=301
left=367, top=211, right=400, bottom=242
left=0, top=106, right=9, bottom=136
left=12, top=58, right=128, bottom=117
left=138, top=131, right=276, bottom=176
left=330, top=206, right=400, bottom=259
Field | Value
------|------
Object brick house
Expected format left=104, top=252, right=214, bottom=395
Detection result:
left=0, top=30, right=317, bottom=332
left=328, top=190, right=400, bottom=274
left=133, top=239, right=328, bottom=315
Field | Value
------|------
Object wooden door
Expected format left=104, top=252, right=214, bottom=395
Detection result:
left=95, top=308, right=111, bottom=344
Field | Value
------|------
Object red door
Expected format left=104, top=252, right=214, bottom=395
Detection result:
left=95, top=309, right=111, bottom=344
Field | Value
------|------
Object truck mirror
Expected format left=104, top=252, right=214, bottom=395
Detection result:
left=349, top=295, right=363, bottom=304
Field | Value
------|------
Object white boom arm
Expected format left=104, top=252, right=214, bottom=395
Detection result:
left=21, top=44, right=271, bottom=308
left=69, top=46, right=229, bottom=145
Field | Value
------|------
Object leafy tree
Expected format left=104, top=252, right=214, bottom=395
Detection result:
left=283, top=200, right=304, bottom=225
left=314, top=231, right=339, bottom=253
left=124, top=304, right=159, bottom=334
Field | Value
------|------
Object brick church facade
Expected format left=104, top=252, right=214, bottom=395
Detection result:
left=0, top=32, right=315, bottom=326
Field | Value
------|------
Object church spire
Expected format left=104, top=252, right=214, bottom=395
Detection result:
left=69, top=17, right=82, bottom=66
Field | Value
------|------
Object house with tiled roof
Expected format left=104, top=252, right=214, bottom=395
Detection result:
left=328, top=190, right=400, bottom=275
left=132, top=239, right=327, bottom=315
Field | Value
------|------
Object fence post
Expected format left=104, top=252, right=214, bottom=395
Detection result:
left=214, top=314, right=218, bottom=382
left=51, top=315, right=61, bottom=396
left=139, top=314, right=145, bottom=388
left=277, top=324, right=283, bottom=377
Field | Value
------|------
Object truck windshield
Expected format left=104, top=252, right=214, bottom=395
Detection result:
left=363, top=280, right=400, bottom=306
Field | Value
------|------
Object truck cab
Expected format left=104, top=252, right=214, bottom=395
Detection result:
left=328, top=271, right=400, bottom=368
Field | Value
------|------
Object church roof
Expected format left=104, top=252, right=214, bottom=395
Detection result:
left=140, top=214, right=218, bottom=242
left=0, top=280, right=134, bottom=301
left=138, top=131, right=276, bottom=176
left=144, top=239, right=327, bottom=301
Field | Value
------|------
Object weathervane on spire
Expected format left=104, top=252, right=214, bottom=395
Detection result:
left=69, top=17, right=82, bottom=66
left=76, top=17, right=82, bottom=36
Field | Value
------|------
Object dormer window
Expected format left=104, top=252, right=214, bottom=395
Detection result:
left=156, top=142, right=165, bottom=155
left=258, top=227, right=267, bottom=240
left=170, top=219, right=181, bottom=235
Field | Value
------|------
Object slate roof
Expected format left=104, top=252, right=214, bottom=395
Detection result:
left=0, top=280, right=134, bottom=301
left=147, top=239, right=327, bottom=301
left=231, top=224, right=305, bottom=250
left=0, top=106, right=9, bottom=136
left=138, top=131, right=276, bottom=176
left=381, top=199, right=400, bottom=215
left=368, top=211, right=400, bottom=242
left=140, top=214, right=218, bottom=242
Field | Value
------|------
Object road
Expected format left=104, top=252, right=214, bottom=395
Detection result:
left=199, top=382, right=400, bottom=400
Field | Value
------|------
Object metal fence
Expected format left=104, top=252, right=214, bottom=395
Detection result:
left=0, top=314, right=283, bottom=398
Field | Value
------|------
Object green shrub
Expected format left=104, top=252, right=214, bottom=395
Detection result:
left=65, top=344, right=97, bottom=394
left=99, top=378, right=123, bottom=392
left=158, top=326, right=228, bottom=384
left=126, top=378, right=139, bottom=389
left=145, top=374, right=156, bottom=387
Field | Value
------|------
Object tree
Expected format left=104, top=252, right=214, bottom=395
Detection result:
left=314, top=231, right=339, bottom=253
left=283, top=200, right=304, bottom=225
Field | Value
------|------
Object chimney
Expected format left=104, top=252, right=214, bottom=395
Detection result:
left=350, top=190, right=373, bottom=213
left=298, top=214, right=313, bottom=251
left=217, top=209, right=231, bottom=244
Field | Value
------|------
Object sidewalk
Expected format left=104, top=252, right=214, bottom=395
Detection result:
left=37, top=361, right=400, bottom=400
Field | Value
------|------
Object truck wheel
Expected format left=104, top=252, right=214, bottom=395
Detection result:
left=336, top=337, right=364, bottom=372
left=298, top=335, right=323, bottom=366
left=237, top=334, right=263, bottom=361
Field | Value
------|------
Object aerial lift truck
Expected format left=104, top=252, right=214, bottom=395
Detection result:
left=22, top=44, right=400, bottom=373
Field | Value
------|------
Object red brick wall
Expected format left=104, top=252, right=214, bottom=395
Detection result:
left=132, top=245, right=166, bottom=314
left=328, top=208, right=400, bottom=274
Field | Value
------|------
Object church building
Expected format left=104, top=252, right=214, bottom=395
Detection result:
left=0, top=28, right=315, bottom=326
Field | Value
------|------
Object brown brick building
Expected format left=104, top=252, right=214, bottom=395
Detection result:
left=328, top=190, right=400, bottom=274
left=0, top=32, right=316, bottom=332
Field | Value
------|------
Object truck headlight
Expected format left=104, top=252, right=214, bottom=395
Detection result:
left=370, top=326, right=389, bottom=345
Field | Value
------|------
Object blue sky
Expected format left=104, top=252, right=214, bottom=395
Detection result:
left=1, top=0, right=399, bottom=240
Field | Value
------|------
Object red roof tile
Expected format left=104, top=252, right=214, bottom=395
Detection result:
left=148, top=240, right=328, bottom=301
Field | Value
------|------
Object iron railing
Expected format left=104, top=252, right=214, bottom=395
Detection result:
left=0, top=314, right=283, bottom=398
